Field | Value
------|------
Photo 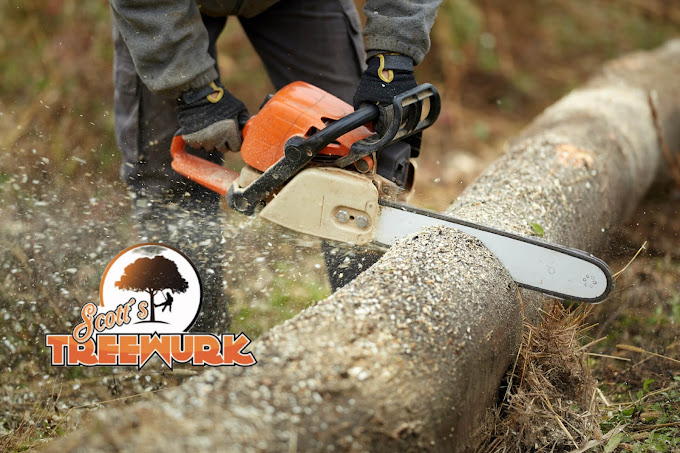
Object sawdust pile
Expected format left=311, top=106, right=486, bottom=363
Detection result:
left=475, top=301, right=602, bottom=452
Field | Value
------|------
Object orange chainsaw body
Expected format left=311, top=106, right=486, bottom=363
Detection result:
left=172, top=81, right=439, bottom=210
left=240, top=82, right=372, bottom=172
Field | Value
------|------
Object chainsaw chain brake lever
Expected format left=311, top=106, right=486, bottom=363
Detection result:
left=226, top=83, right=440, bottom=216
left=332, top=83, right=440, bottom=169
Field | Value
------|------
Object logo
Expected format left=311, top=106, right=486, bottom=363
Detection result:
left=45, top=243, right=256, bottom=369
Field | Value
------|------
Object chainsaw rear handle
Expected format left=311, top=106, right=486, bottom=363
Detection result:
left=170, top=135, right=241, bottom=196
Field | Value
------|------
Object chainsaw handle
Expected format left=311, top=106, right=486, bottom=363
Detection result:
left=283, top=104, right=380, bottom=160
left=333, top=83, right=440, bottom=168
left=170, top=135, right=241, bottom=197
left=270, top=84, right=439, bottom=172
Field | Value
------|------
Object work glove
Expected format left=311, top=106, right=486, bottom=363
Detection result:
left=353, top=53, right=417, bottom=134
left=176, top=80, right=248, bottom=153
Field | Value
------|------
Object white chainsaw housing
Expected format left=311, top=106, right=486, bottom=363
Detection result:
left=259, top=167, right=380, bottom=245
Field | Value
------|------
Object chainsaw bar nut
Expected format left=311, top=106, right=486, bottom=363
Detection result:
left=336, top=210, right=349, bottom=223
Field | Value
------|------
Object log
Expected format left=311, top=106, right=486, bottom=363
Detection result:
left=46, top=41, right=680, bottom=452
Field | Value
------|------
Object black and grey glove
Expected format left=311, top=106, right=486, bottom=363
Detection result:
left=176, top=80, right=248, bottom=153
left=352, top=53, right=417, bottom=133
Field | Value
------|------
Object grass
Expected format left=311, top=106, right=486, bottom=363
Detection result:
left=599, top=377, right=680, bottom=452
left=587, top=207, right=680, bottom=452
left=229, top=261, right=330, bottom=339
left=600, top=383, right=680, bottom=452
left=0, top=384, right=72, bottom=453
left=475, top=192, right=680, bottom=452
left=475, top=297, right=680, bottom=452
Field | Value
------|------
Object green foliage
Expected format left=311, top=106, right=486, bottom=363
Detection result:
left=537, top=0, right=676, bottom=59
left=473, top=121, right=490, bottom=141
left=600, top=384, right=680, bottom=452
left=65, top=366, right=84, bottom=380
left=441, top=0, right=483, bottom=59
left=230, top=263, right=329, bottom=339
left=0, top=0, right=119, bottom=186
left=0, top=0, right=112, bottom=100
left=530, top=222, right=544, bottom=237
left=603, top=432, right=624, bottom=453
left=643, top=291, right=680, bottom=329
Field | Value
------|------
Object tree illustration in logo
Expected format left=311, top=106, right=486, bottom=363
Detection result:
left=115, top=255, right=189, bottom=323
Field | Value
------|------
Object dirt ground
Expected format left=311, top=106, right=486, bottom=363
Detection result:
left=1, top=1, right=680, bottom=451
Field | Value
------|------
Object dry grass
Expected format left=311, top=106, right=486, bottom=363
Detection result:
left=475, top=301, right=602, bottom=452
left=0, top=386, right=66, bottom=452
left=473, top=233, right=671, bottom=452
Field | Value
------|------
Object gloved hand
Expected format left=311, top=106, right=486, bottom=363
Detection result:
left=176, top=80, right=248, bottom=153
left=352, top=53, right=417, bottom=133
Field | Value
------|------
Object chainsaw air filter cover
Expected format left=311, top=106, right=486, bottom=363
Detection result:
left=240, top=82, right=372, bottom=172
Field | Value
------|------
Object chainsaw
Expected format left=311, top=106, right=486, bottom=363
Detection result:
left=170, top=82, right=612, bottom=303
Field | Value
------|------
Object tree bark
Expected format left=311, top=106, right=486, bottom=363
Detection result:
left=46, top=41, right=680, bottom=452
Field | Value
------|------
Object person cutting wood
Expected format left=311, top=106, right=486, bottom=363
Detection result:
left=109, top=0, right=442, bottom=332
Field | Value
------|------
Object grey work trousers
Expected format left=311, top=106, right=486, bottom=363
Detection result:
left=112, top=0, right=378, bottom=327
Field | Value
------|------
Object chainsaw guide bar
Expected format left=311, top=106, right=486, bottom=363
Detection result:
left=374, top=200, right=612, bottom=302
